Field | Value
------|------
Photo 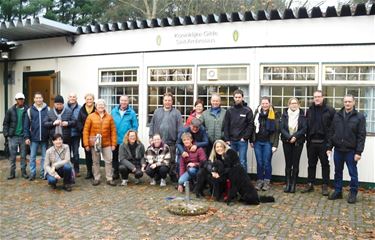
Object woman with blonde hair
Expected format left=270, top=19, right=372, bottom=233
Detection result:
left=280, top=97, right=307, bottom=193
left=118, top=130, right=146, bottom=186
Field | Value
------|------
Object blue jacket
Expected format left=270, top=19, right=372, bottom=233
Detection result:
left=176, top=126, right=209, bottom=154
left=66, top=103, right=81, bottom=137
left=23, top=103, right=49, bottom=142
left=111, top=105, right=138, bottom=144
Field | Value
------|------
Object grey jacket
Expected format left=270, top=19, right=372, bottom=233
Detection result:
left=118, top=142, right=146, bottom=169
left=200, top=108, right=226, bottom=143
left=44, top=144, right=71, bottom=177
left=149, top=107, right=183, bottom=145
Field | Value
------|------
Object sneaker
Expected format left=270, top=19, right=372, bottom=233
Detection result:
left=29, top=176, right=35, bottom=181
left=322, top=184, right=329, bottom=196
left=150, top=178, right=156, bottom=185
left=301, top=183, right=314, bottom=193
left=347, top=192, right=357, bottom=204
left=50, top=183, right=57, bottom=189
left=106, top=180, right=116, bottom=186
left=120, top=180, right=128, bottom=186
left=328, top=191, right=343, bottom=200
left=92, top=179, right=100, bottom=186
left=134, top=178, right=140, bottom=184
left=262, top=179, right=271, bottom=191
left=63, top=184, right=72, bottom=192
left=160, top=178, right=167, bottom=187
left=255, top=180, right=263, bottom=191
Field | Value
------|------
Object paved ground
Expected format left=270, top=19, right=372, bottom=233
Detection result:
left=0, top=159, right=374, bottom=240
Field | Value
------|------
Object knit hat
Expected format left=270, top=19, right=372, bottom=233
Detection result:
left=54, top=95, right=64, bottom=104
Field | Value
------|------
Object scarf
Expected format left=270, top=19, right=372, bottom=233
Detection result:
left=53, top=107, right=66, bottom=135
left=287, top=108, right=300, bottom=135
left=210, top=107, right=221, bottom=117
left=254, top=105, right=276, bottom=133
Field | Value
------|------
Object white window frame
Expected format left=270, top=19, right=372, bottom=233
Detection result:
left=322, top=63, right=375, bottom=86
left=98, top=67, right=139, bottom=86
left=198, top=65, right=250, bottom=85
left=148, top=66, right=194, bottom=86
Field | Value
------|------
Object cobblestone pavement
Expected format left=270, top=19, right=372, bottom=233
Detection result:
left=1, top=159, right=374, bottom=240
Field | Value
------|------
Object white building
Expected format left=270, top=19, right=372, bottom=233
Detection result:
left=1, top=4, right=374, bottom=185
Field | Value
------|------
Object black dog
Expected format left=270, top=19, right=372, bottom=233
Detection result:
left=195, top=160, right=225, bottom=201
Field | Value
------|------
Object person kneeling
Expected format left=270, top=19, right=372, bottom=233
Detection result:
left=118, top=130, right=146, bottom=186
left=44, top=133, right=73, bottom=191
left=178, top=132, right=206, bottom=192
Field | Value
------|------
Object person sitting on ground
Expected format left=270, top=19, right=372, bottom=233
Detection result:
left=178, top=132, right=206, bottom=192
left=44, top=133, right=73, bottom=191
left=145, top=134, right=171, bottom=187
left=118, top=130, right=146, bottom=186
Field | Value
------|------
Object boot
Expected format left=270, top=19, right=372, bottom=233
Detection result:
left=301, top=183, right=314, bottom=193
left=21, top=169, right=29, bottom=179
left=322, top=184, right=329, bottom=196
left=7, top=170, right=15, bottom=180
left=284, top=169, right=291, bottom=193
left=85, top=171, right=93, bottom=179
left=290, top=169, right=298, bottom=193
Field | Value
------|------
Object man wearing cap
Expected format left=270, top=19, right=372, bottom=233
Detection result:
left=44, top=95, right=76, bottom=145
left=24, top=92, right=50, bottom=180
left=3, top=93, right=29, bottom=179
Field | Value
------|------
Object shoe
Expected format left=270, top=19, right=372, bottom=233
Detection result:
left=301, top=183, right=314, bottom=193
left=75, top=172, right=81, bottom=178
left=50, top=183, right=57, bottom=189
left=120, top=180, right=128, bottom=186
left=328, top=191, right=343, bottom=200
left=92, top=179, right=100, bottom=186
left=347, top=192, right=357, bottom=204
left=322, top=184, right=329, bottom=196
left=40, top=175, right=46, bottom=180
left=7, top=175, right=15, bottom=180
left=63, top=184, right=72, bottom=192
left=29, top=176, right=35, bottom=181
left=150, top=178, right=156, bottom=185
left=113, top=173, right=120, bottom=180
left=160, top=178, right=167, bottom=187
left=262, top=179, right=271, bottom=191
left=284, top=169, right=291, bottom=193
left=21, top=170, right=29, bottom=179
left=106, top=180, right=116, bottom=186
left=134, top=179, right=140, bottom=184
left=85, top=173, right=93, bottom=179
left=255, top=180, right=263, bottom=191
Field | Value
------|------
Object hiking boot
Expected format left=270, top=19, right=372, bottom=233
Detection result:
left=160, top=178, right=167, bottom=187
left=255, top=180, right=263, bottom=191
left=21, top=169, right=29, bottom=179
left=301, top=183, right=314, bottom=193
left=92, top=179, right=100, bottom=186
left=150, top=178, right=156, bottom=186
left=85, top=173, right=93, bottom=179
left=63, top=184, right=72, bottom=192
left=262, top=179, right=271, bottom=191
left=347, top=192, right=357, bottom=204
left=106, top=180, right=116, bottom=186
left=322, top=184, right=329, bottom=196
left=328, top=191, right=343, bottom=200
left=120, top=179, right=128, bottom=186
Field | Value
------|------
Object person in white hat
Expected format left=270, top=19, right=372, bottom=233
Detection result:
left=2, top=92, right=29, bottom=179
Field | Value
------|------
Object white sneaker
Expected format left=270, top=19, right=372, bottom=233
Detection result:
left=150, top=178, right=156, bottom=185
left=160, top=178, right=167, bottom=187
left=120, top=180, right=128, bottom=186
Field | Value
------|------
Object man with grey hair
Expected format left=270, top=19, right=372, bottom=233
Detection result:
left=327, top=94, right=366, bottom=204
left=66, top=93, right=81, bottom=177
left=200, top=93, right=226, bottom=154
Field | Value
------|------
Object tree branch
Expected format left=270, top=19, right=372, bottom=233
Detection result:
left=117, top=0, right=147, bottom=15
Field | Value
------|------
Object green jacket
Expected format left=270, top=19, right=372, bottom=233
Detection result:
left=200, top=108, right=226, bottom=143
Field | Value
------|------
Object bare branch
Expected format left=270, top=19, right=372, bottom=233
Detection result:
left=118, top=0, right=147, bottom=15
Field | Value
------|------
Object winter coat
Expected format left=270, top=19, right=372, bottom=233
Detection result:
left=82, top=111, right=117, bottom=148
left=200, top=107, right=226, bottom=143
left=327, top=108, right=366, bottom=155
left=118, top=141, right=146, bottom=167
left=176, top=126, right=209, bottom=154
left=111, top=105, right=138, bottom=144
left=179, top=147, right=206, bottom=176
left=44, top=107, right=76, bottom=144
left=23, top=103, right=49, bottom=142
left=145, top=143, right=171, bottom=166
left=306, top=102, right=335, bottom=143
left=76, top=103, right=96, bottom=135
left=223, top=102, right=254, bottom=141
left=251, top=107, right=279, bottom=148
left=3, top=104, right=29, bottom=138
left=149, top=107, right=183, bottom=145
left=44, top=144, right=71, bottom=177
left=66, top=103, right=81, bottom=137
left=280, top=109, right=307, bottom=145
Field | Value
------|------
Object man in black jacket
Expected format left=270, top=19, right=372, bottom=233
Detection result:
left=2, top=93, right=29, bottom=179
left=223, top=89, right=254, bottom=171
left=302, top=90, right=335, bottom=195
left=327, top=94, right=366, bottom=204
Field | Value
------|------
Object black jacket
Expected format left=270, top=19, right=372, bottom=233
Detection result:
left=3, top=104, right=29, bottom=138
left=327, top=107, right=366, bottom=155
left=43, top=107, right=76, bottom=143
left=212, top=148, right=241, bottom=177
left=223, top=102, right=254, bottom=141
left=280, top=109, right=307, bottom=145
left=306, top=102, right=335, bottom=142
left=76, top=103, right=96, bottom=136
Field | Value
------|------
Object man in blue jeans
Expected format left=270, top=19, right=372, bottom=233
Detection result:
left=24, top=92, right=49, bottom=181
left=223, top=89, right=254, bottom=172
left=327, top=94, right=366, bottom=204
left=3, top=93, right=29, bottom=179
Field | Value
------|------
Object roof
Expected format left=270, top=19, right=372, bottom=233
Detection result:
left=0, top=17, right=77, bottom=41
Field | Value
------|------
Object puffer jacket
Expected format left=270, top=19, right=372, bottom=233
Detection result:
left=200, top=107, right=226, bottom=143
left=280, top=108, right=307, bottom=145
left=82, top=111, right=117, bottom=148
left=111, top=105, right=138, bottom=144
left=327, top=107, right=366, bottom=155
left=24, top=103, right=49, bottom=142
left=44, top=107, right=76, bottom=143
left=3, top=104, right=29, bottom=138
left=145, top=143, right=171, bottom=166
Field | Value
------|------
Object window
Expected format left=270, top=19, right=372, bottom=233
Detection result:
left=260, top=64, right=318, bottom=113
left=148, top=67, right=194, bottom=123
left=98, top=69, right=139, bottom=113
left=198, top=66, right=249, bottom=108
left=323, top=64, right=375, bottom=133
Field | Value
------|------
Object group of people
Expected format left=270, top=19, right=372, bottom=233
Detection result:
left=3, top=89, right=366, bottom=204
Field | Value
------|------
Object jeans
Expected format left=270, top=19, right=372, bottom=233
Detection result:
left=230, top=140, right=248, bottom=172
left=254, top=141, right=272, bottom=180
left=30, top=141, right=47, bottom=178
left=307, top=142, right=330, bottom=184
left=8, top=136, right=27, bottom=175
left=69, top=136, right=80, bottom=173
left=178, top=167, right=199, bottom=185
left=46, top=163, right=73, bottom=185
left=333, top=150, right=358, bottom=194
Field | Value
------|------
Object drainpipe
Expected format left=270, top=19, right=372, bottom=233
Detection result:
left=3, top=59, right=8, bottom=111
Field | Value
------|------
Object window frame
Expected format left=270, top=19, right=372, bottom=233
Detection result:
left=198, top=65, right=250, bottom=85
left=322, top=63, right=375, bottom=86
